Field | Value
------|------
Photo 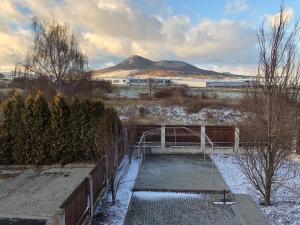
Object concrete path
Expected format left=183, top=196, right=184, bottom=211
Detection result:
left=133, top=154, right=229, bottom=193
left=124, top=193, right=270, bottom=225
left=124, top=153, right=270, bottom=225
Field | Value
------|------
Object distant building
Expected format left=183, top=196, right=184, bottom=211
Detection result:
left=93, top=77, right=129, bottom=85
left=93, top=76, right=255, bottom=88
left=128, top=78, right=171, bottom=86
left=171, top=78, right=207, bottom=87
left=207, top=80, right=255, bottom=88
left=94, top=76, right=171, bottom=87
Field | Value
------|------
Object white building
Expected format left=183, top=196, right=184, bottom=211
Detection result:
left=94, top=77, right=129, bottom=86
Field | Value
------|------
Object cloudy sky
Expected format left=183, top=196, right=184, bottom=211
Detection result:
left=0, top=0, right=300, bottom=75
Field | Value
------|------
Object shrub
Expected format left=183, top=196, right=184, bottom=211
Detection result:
left=154, top=87, right=188, bottom=99
left=153, top=88, right=173, bottom=98
left=186, top=97, right=208, bottom=114
left=0, top=92, right=115, bottom=165
left=138, top=106, right=148, bottom=117
left=50, top=95, right=70, bottom=163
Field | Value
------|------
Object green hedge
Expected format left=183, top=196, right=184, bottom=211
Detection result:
left=0, top=92, right=121, bottom=165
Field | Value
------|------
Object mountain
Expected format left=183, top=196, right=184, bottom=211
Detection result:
left=93, top=55, right=245, bottom=78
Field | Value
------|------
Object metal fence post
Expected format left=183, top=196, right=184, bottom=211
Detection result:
left=201, top=125, right=205, bottom=152
left=161, top=124, right=165, bottom=150
left=201, top=125, right=206, bottom=166
left=234, top=127, right=240, bottom=152
left=88, top=175, right=94, bottom=218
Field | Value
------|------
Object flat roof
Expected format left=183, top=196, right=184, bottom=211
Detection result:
left=0, top=165, right=94, bottom=221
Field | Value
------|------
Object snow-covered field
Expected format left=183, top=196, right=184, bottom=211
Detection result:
left=117, top=104, right=241, bottom=125
left=213, top=154, right=300, bottom=225
left=90, top=157, right=141, bottom=225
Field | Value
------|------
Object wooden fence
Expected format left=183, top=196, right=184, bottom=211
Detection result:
left=165, top=125, right=201, bottom=146
left=61, top=142, right=124, bottom=225
left=62, top=178, right=89, bottom=225
left=205, top=126, right=235, bottom=147
left=128, top=124, right=235, bottom=147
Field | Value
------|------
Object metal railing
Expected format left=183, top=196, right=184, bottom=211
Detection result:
left=136, top=128, right=161, bottom=161
left=205, top=134, right=214, bottom=184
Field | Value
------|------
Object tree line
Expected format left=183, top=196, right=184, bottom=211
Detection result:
left=0, top=92, right=122, bottom=165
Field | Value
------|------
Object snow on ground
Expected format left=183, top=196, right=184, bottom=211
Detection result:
left=134, top=191, right=209, bottom=201
left=117, top=104, right=241, bottom=124
left=213, top=154, right=300, bottom=225
left=90, top=157, right=141, bottom=225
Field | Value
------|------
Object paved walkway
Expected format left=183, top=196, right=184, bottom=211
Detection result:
left=124, top=193, right=269, bottom=225
left=124, top=153, right=270, bottom=225
left=133, top=154, right=229, bottom=193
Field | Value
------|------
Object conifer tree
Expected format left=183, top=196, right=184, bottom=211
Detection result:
left=31, top=92, right=51, bottom=164
left=80, top=99, right=94, bottom=160
left=22, top=95, right=36, bottom=164
left=69, top=97, right=84, bottom=161
left=0, top=100, right=14, bottom=164
left=11, top=93, right=25, bottom=163
left=50, top=94, right=70, bottom=163
left=92, top=99, right=105, bottom=121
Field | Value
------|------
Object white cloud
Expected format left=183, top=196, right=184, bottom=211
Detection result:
left=0, top=0, right=258, bottom=74
left=225, top=0, right=249, bottom=14
left=267, top=7, right=294, bottom=27
left=173, top=20, right=257, bottom=65
left=201, top=64, right=257, bottom=76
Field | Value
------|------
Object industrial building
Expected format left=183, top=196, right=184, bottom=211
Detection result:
left=94, top=76, right=255, bottom=88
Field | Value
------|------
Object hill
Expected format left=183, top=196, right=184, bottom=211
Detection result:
left=92, top=55, right=246, bottom=79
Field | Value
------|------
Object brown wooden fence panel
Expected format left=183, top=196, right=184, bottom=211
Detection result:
left=135, top=125, right=161, bottom=142
left=165, top=125, right=201, bottom=145
left=205, top=126, right=235, bottom=147
left=129, top=124, right=236, bottom=147
left=63, top=178, right=89, bottom=225
left=89, top=159, right=106, bottom=202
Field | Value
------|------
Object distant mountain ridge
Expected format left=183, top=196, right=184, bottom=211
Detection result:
left=93, top=55, right=245, bottom=78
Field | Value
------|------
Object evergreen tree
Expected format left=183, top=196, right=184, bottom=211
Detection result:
left=69, top=97, right=84, bottom=161
left=11, top=93, right=25, bottom=163
left=33, top=92, right=51, bottom=164
left=0, top=100, right=14, bottom=164
left=91, top=99, right=105, bottom=121
left=80, top=99, right=94, bottom=160
left=22, top=95, right=36, bottom=164
left=50, top=94, right=70, bottom=163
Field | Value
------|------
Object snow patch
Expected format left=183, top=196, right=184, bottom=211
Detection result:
left=134, top=191, right=209, bottom=201
left=213, top=154, right=300, bottom=225
left=117, top=104, right=241, bottom=125
left=90, top=156, right=141, bottom=225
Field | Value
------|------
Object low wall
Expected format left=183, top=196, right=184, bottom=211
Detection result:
left=151, top=146, right=234, bottom=154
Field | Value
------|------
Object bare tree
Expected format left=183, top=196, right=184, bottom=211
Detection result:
left=23, top=17, right=88, bottom=93
left=123, top=116, right=138, bottom=164
left=237, top=4, right=300, bottom=206
left=148, top=78, right=158, bottom=95
left=95, top=108, right=125, bottom=204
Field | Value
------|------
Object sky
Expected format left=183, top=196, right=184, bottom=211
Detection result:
left=0, top=0, right=300, bottom=75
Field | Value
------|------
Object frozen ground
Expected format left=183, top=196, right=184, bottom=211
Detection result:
left=90, top=157, right=141, bottom=225
left=107, top=86, right=244, bottom=99
left=134, top=191, right=209, bottom=200
left=117, top=104, right=241, bottom=124
left=213, top=154, right=300, bottom=225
